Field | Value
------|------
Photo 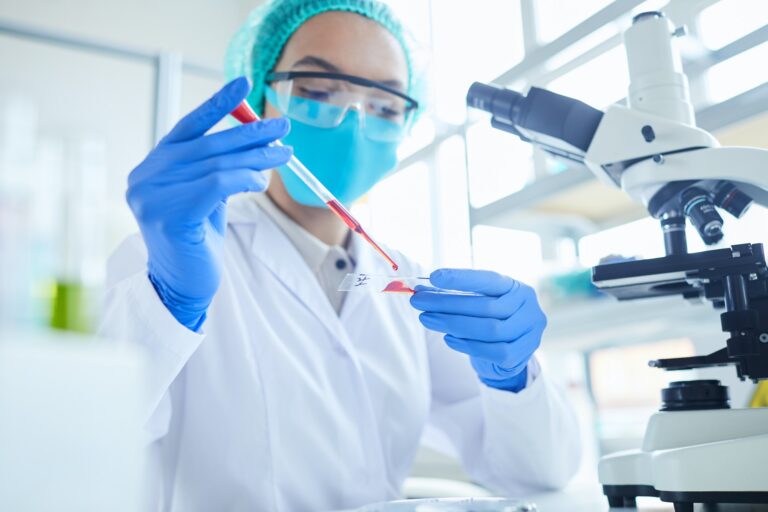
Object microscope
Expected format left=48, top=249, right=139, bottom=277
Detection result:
left=467, top=11, right=768, bottom=512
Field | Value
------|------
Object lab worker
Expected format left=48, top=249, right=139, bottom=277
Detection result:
left=101, top=1, right=581, bottom=510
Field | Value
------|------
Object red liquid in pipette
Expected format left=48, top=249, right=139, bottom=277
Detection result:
left=326, top=199, right=399, bottom=271
left=230, top=100, right=400, bottom=271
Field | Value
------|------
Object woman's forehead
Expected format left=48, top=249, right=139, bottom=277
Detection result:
left=278, top=11, right=408, bottom=87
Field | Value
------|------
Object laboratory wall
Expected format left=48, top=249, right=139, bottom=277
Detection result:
left=0, top=0, right=266, bottom=328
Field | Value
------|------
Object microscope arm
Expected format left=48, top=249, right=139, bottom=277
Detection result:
left=618, top=147, right=768, bottom=211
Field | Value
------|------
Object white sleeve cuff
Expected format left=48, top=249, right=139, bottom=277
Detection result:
left=125, top=271, right=206, bottom=358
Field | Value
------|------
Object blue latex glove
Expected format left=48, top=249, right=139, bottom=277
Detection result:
left=126, top=77, right=292, bottom=331
left=410, top=269, right=547, bottom=392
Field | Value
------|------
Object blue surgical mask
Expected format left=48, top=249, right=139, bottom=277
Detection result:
left=274, top=109, right=400, bottom=208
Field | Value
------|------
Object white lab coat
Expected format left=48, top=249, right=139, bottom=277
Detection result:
left=100, top=197, right=581, bottom=512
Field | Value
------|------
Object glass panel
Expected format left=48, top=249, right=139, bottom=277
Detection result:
left=0, top=34, right=155, bottom=329
left=465, top=121, right=533, bottom=208
left=546, top=45, right=629, bottom=108
left=705, top=40, right=768, bottom=104
left=543, top=24, right=621, bottom=73
left=534, top=0, right=613, bottom=44
left=698, top=0, right=768, bottom=50
left=435, top=136, right=472, bottom=268
left=431, top=0, right=524, bottom=125
left=354, top=162, right=434, bottom=268
left=397, top=117, right=436, bottom=160
left=472, top=226, right=542, bottom=285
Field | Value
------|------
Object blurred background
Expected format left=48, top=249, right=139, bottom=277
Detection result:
left=1, top=0, right=767, bottom=491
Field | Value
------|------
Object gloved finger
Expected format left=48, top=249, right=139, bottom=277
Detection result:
left=149, top=145, right=293, bottom=185
left=429, top=268, right=518, bottom=297
left=170, top=117, right=290, bottom=162
left=418, top=299, right=545, bottom=341
left=132, top=143, right=292, bottom=188
left=444, top=333, right=541, bottom=368
left=183, top=168, right=271, bottom=219
left=410, top=285, right=531, bottom=319
left=162, top=77, right=250, bottom=144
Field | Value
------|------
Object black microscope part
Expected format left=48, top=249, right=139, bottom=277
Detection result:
left=680, top=186, right=724, bottom=244
left=660, top=380, right=730, bottom=411
left=594, top=243, right=768, bottom=381
left=660, top=215, right=688, bottom=256
left=466, top=82, right=604, bottom=154
left=712, top=181, right=753, bottom=219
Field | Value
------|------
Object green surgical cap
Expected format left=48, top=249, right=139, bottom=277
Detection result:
left=224, top=0, right=420, bottom=117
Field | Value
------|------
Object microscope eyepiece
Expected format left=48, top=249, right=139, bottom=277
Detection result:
left=466, top=82, right=525, bottom=126
left=681, top=187, right=724, bottom=244
left=712, top=181, right=753, bottom=219
left=467, top=82, right=604, bottom=153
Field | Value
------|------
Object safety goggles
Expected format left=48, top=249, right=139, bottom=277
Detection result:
left=265, top=71, right=419, bottom=142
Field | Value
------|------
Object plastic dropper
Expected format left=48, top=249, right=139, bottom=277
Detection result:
left=230, top=101, right=399, bottom=271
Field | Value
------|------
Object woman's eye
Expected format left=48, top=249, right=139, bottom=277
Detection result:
left=373, top=105, right=403, bottom=120
left=298, top=87, right=332, bottom=101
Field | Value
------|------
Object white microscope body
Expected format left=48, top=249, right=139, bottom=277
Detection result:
left=589, top=13, right=768, bottom=512
left=467, top=10, right=768, bottom=511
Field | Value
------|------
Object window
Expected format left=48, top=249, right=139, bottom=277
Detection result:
left=546, top=45, right=629, bottom=108
left=705, top=40, right=768, bottom=103
left=358, top=162, right=434, bottom=268
left=697, top=0, right=768, bottom=50
left=397, top=117, right=436, bottom=160
left=534, top=0, right=613, bottom=44
left=465, top=121, right=534, bottom=208
left=435, top=136, right=472, bottom=268
left=430, top=0, right=524, bottom=124
left=472, top=226, right=543, bottom=285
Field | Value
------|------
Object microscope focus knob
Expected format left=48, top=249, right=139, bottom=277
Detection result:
left=660, top=380, right=730, bottom=411
left=641, top=124, right=656, bottom=142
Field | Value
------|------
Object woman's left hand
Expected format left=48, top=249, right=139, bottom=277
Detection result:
left=410, top=268, right=547, bottom=392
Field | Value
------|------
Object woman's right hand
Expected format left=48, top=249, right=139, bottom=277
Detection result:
left=126, top=77, right=292, bottom=331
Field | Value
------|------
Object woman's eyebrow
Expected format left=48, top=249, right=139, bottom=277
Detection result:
left=291, top=55, right=406, bottom=91
left=291, top=55, right=342, bottom=72
left=378, top=79, right=405, bottom=90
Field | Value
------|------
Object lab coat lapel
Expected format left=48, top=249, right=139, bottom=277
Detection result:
left=247, top=208, right=356, bottom=353
left=229, top=197, right=391, bottom=486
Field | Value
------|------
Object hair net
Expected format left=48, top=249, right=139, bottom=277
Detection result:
left=224, top=0, right=423, bottom=117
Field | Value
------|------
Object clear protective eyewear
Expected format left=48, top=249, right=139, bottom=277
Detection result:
left=265, top=71, right=419, bottom=142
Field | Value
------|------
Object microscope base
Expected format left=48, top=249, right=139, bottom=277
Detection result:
left=598, top=408, right=768, bottom=509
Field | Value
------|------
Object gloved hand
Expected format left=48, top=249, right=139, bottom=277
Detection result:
left=126, top=77, right=292, bottom=331
left=410, top=269, right=546, bottom=392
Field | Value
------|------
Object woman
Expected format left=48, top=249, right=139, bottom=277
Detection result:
left=102, top=0, right=581, bottom=510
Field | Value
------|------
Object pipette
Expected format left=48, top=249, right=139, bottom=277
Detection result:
left=230, top=101, right=399, bottom=271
